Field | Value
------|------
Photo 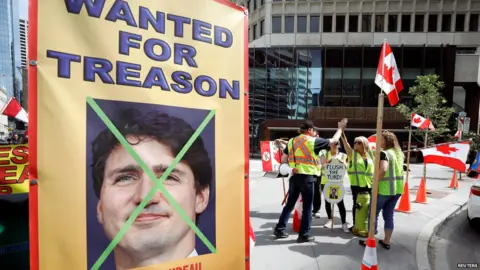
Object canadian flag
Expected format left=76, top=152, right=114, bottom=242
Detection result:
left=420, top=141, right=471, bottom=172
left=411, top=113, right=435, bottom=131
left=368, top=135, right=377, bottom=150
left=260, top=141, right=283, bottom=172
left=249, top=220, right=256, bottom=258
left=1, top=97, right=28, bottom=123
left=375, top=42, right=404, bottom=106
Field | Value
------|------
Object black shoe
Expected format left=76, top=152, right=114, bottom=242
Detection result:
left=297, top=235, right=315, bottom=243
left=274, top=230, right=289, bottom=239
left=349, top=226, right=354, bottom=232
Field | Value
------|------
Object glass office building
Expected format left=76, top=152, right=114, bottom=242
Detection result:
left=0, top=0, right=23, bottom=99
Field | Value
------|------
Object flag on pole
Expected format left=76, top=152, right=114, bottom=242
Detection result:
left=420, top=141, right=471, bottom=172
left=411, top=113, right=435, bottom=131
left=375, top=42, right=404, bottom=106
left=368, top=135, right=377, bottom=150
left=1, top=97, right=28, bottom=123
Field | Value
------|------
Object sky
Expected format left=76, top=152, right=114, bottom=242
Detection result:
left=19, top=0, right=28, bottom=20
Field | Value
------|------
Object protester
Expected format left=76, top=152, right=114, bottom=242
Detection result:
left=319, top=142, right=349, bottom=233
left=361, top=130, right=405, bottom=250
left=341, top=133, right=374, bottom=234
left=273, top=119, right=347, bottom=243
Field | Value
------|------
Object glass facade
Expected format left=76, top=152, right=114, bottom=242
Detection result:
left=249, top=45, right=451, bottom=155
left=0, top=0, right=22, bottom=99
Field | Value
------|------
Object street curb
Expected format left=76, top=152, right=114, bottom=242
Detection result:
left=415, top=200, right=468, bottom=270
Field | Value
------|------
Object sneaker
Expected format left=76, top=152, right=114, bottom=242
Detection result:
left=323, top=219, right=333, bottom=228
left=313, top=212, right=321, bottom=219
left=297, top=235, right=315, bottom=243
left=274, top=230, right=289, bottom=239
left=342, top=223, right=350, bottom=233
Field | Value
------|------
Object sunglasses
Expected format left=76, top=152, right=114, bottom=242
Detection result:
left=354, top=141, right=362, bottom=145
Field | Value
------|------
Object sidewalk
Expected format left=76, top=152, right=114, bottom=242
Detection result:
left=248, top=159, right=474, bottom=270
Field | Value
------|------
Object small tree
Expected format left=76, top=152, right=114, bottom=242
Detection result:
left=396, top=74, right=455, bottom=146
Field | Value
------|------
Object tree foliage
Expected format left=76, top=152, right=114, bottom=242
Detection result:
left=396, top=74, right=455, bottom=146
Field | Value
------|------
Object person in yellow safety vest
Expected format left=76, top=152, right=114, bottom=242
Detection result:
left=341, top=133, right=374, bottom=233
left=273, top=119, right=348, bottom=243
left=318, top=142, right=350, bottom=233
left=361, top=130, right=405, bottom=250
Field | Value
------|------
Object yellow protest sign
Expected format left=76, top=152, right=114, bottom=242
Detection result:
left=31, top=0, right=248, bottom=269
left=0, top=144, right=29, bottom=195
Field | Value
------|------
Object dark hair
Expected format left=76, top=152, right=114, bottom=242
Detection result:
left=91, top=108, right=212, bottom=199
left=299, top=120, right=315, bottom=133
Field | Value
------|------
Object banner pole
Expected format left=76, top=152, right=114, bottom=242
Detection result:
left=331, top=204, right=335, bottom=231
left=423, top=128, right=428, bottom=183
left=405, top=125, right=412, bottom=183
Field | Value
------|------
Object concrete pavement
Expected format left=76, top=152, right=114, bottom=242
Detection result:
left=429, top=209, right=480, bottom=270
left=249, top=159, right=476, bottom=270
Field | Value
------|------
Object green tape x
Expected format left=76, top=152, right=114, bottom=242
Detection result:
left=87, top=97, right=216, bottom=270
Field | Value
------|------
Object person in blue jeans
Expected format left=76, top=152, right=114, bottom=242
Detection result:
left=273, top=119, right=347, bottom=243
left=361, top=130, right=404, bottom=250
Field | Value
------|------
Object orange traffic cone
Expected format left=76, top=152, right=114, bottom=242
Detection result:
left=292, top=195, right=303, bottom=233
left=395, top=181, right=412, bottom=213
left=448, top=170, right=459, bottom=189
left=361, top=238, right=378, bottom=270
left=415, top=177, right=428, bottom=204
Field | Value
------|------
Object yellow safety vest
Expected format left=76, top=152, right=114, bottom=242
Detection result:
left=347, top=151, right=374, bottom=188
left=287, top=135, right=320, bottom=176
left=321, top=150, right=348, bottom=184
left=379, top=149, right=405, bottom=196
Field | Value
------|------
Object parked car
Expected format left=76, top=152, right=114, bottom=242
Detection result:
left=467, top=180, right=480, bottom=229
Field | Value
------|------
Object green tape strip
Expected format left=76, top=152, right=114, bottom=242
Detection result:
left=87, top=97, right=216, bottom=270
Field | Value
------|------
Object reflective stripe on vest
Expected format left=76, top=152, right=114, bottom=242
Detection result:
left=287, top=135, right=318, bottom=166
left=380, top=150, right=404, bottom=195
left=349, top=151, right=374, bottom=186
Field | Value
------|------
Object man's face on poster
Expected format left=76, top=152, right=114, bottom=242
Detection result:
left=96, top=135, right=210, bottom=256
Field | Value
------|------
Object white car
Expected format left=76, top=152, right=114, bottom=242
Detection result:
left=467, top=180, right=480, bottom=228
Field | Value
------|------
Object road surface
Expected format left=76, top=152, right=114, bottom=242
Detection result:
left=429, top=209, right=480, bottom=270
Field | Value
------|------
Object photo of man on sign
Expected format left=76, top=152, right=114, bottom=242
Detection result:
left=86, top=99, right=216, bottom=269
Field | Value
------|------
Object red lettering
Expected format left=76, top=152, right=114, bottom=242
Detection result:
left=176, top=267, right=182, bottom=270
left=183, top=265, right=188, bottom=270
left=11, top=146, right=28, bottom=165
left=17, top=165, right=29, bottom=184
left=0, top=146, right=11, bottom=166
left=0, top=166, right=18, bottom=184
left=0, top=185, right=12, bottom=194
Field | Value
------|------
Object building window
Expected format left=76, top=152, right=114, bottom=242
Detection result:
left=469, top=14, right=479, bottom=31
left=362, top=15, right=372, bottom=32
left=324, top=48, right=343, bottom=106
left=401, top=14, right=411, bottom=32
left=375, top=15, right=385, bottom=32
left=272, top=16, right=282, bottom=33
left=388, top=15, right=398, bottom=32
left=336, top=15, right=346, bottom=32
left=285, top=15, right=294, bottom=33
left=442, top=14, right=452, bottom=32
left=260, top=19, right=265, bottom=36
left=253, top=0, right=257, bottom=10
left=261, top=0, right=264, bottom=5
left=310, top=15, right=320, bottom=32
left=455, top=14, right=465, bottom=32
left=428, top=14, right=438, bottom=32
left=323, top=15, right=333, bottom=32
left=415, top=14, right=424, bottom=32
left=253, top=23, right=257, bottom=39
left=297, top=15, right=307, bottom=33
left=349, top=15, right=359, bottom=32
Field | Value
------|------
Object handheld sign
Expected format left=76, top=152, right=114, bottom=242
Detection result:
left=324, top=159, right=347, bottom=183
left=323, top=182, right=345, bottom=204
left=323, top=159, right=347, bottom=204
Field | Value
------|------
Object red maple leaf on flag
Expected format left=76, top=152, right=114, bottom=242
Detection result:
left=382, top=64, right=395, bottom=85
left=273, top=148, right=282, bottom=163
left=413, top=117, right=421, bottom=123
left=436, top=144, right=458, bottom=155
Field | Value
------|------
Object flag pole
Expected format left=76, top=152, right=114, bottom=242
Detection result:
left=405, top=124, right=413, bottom=183
left=368, top=40, right=386, bottom=240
